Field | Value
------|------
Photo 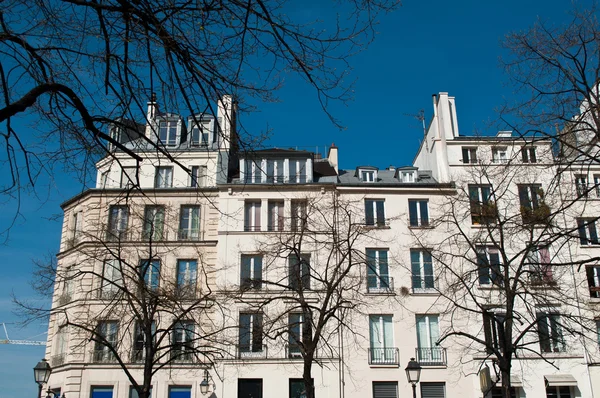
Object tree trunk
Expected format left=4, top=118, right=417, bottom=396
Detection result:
left=500, top=367, right=512, bottom=398
left=303, top=355, right=315, bottom=398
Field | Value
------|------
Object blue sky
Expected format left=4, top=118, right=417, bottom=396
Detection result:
left=0, top=1, right=593, bottom=397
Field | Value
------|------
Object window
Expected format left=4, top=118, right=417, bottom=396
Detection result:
left=361, top=169, right=375, bottom=182
left=91, top=387, right=114, bottom=398
left=546, top=386, right=572, bottom=398
left=267, top=200, right=284, bottom=231
left=537, top=312, right=565, bottom=353
left=365, top=199, right=385, bottom=227
left=243, top=160, right=263, bottom=184
left=266, top=159, right=284, bottom=183
left=152, top=166, right=171, bottom=188
left=577, top=218, right=599, bottom=245
left=240, top=255, right=262, bottom=290
left=421, top=382, right=446, bottom=398
left=244, top=200, right=261, bottom=231
left=176, top=260, right=197, bottom=297
left=142, top=206, right=165, bottom=241
left=178, top=205, right=200, bottom=240
left=169, top=387, right=192, bottom=398
left=190, top=123, right=209, bottom=146
left=291, top=200, right=308, bottom=231
left=288, top=313, right=311, bottom=358
left=416, top=315, right=442, bottom=365
left=54, top=325, right=68, bottom=365
left=518, top=184, right=548, bottom=223
left=132, top=321, right=155, bottom=362
left=462, top=147, right=477, bottom=164
left=289, top=159, right=308, bottom=183
left=575, top=174, right=588, bottom=197
left=289, top=254, right=311, bottom=290
left=368, top=315, right=396, bottom=365
left=238, top=379, right=263, bottom=398
left=521, top=146, right=537, bottom=163
left=411, top=250, right=434, bottom=292
left=366, top=249, right=390, bottom=293
left=468, top=185, right=495, bottom=225
left=190, top=165, right=207, bottom=187
left=121, top=167, right=137, bottom=188
left=130, top=387, right=152, bottom=398
left=526, top=246, right=554, bottom=284
left=290, top=379, right=314, bottom=398
left=586, top=265, right=600, bottom=298
left=93, top=321, right=118, bottom=362
left=139, top=259, right=160, bottom=290
left=72, top=211, right=83, bottom=241
left=61, top=266, right=74, bottom=304
left=100, top=171, right=109, bottom=188
left=477, top=246, right=503, bottom=286
left=489, top=387, right=516, bottom=398
left=492, top=147, right=508, bottom=163
left=408, top=199, right=429, bottom=227
left=594, top=175, right=600, bottom=197
left=159, top=120, right=178, bottom=146
left=239, top=313, right=263, bottom=355
left=101, top=260, right=123, bottom=298
left=596, top=320, right=600, bottom=347
left=401, top=171, right=415, bottom=183
left=171, top=321, right=195, bottom=361
left=372, top=382, right=398, bottom=398
left=483, top=312, right=505, bottom=354
left=107, top=205, right=129, bottom=241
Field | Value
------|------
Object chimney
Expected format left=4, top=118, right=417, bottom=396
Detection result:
left=145, top=92, right=159, bottom=140
left=217, top=95, right=237, bottom=150
left=327, top=143, right=338, bottom=174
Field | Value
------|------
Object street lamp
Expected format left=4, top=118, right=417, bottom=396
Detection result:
left=33, top=359, right=52, bottom=398
left=405, top=357, right=422, bottom=398
left=200, top=369, right=213, bottom=395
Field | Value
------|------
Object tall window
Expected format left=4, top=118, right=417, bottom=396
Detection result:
left=289, top=254, right=311, bottom=290
left=586, top=265, right=600, bottom=298
left=289, top=159, right=308, bottom=183
left=239, top=313, right=263, bottom=355
left=518, top=184, right=547, bottom=223
left=365, top=199, right=385, bottom=227
left=107, top=205, right=129, bottom=240
left=267, top=200, right=284, bottom=231
left=266, top=159, right=284, bottom=183
left=243, top=160, right=262, bottom=184
left=244, top=201, right=261, bottom=231
left=290, top=379, right=315, bottom=398
left=159, top=120, right=178, bottom=146
left=415, top=315, right=441, bottom=365
left=132, top=321, right=155, bottom=362
left=594, top=175, right=600, bottom=197
left=142, top=206, right=165, bottom=241
left=139, top=259, right=160, bottom=290
left=121, top=167, right=137, bottom=188
left=101, top=260, right=123, bottom=298
left=93, top=321, right=119, bottom=362
left=54, top=326, right=68, bottom=365
left=176, top=260, right=198, bottom=297
left=477, top=246, right=503, bottom=286
left=537, top=312, right=565, bottom=353
left=171, top=321, right=195, bottom=361
left=575, top=174, right=588, bottom=197
left=178, top=206, right=200, bottom=240
left=154, top=166, right=173, bottom=188
left=468, top=185, right=494, bottom=225
left=462, top=147, right=477, bottom=164
left=577, top=218, right=599, bottom=245
left=408, top=199, right=429, bottom=227
left=483, top=312, right=505, bottom=354
left=411, top=249, right=434, bottom=292
left=492, top=147, right=508, bottom=163
left=421, top=383, right=446, bottom=398
left=526, top=246, right=553, bottom=284
left=240, top=255, right=262, bottom=290
left=368, top=315, right=396, bottom=365
left=71, top=211, right=83, bottom=241
left=366, top=249, right=390, bottom=293
left=521, top=146, right=537, bottom=163
left=190, top=166, right=207, bottom=187
left=288, top=313, right=310, bottom=358
left=291, top=200, right=308, bottom=231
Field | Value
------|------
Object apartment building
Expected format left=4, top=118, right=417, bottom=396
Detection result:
left=43, top=92, right=600, bottom=398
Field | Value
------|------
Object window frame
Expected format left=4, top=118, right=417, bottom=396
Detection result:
left=107, top=205, right=129, bottom=240
left=462, top=147, right=478, bottom=164
left=492, top=146, right=508, bottom=164
left=366, top=249, right=390, bottom=293
left=139, top=259, right=160, bottom=290
left=120, top=167, right=138, bottom=188
left=238, top=312, right=263, bottom=354
left=288, top=313, right=311, bottom=358
left=408, top=199, right=429, bottom=227
left=411, top=249, right=435, bottom=292
left=176, top=259, right=198, bottom=298
left=244, top=200, right=262, bottom=231
left=577, top=218, right=599, bottom=246
left=483, top=311, right=506, bottom=354
left=585, top=265, right=600, bottom=298
left=171, top=321, right=195, bottom=362
left=158, top=120, right=178, bottom=146
left=142, top=206, right=165, bottom=241
left=365, top=199, right=385, bottom=227
left=477, top=246, right=503, bottom=287
left=93, top=321, right=119, bottom=362
left=190, top=165, right=207, bottom=187
left=536, top=311, right=565, bottom=353
left=178, top=205, right=200, bottom=240
left=291, top=200, right=308, bottom=232
left=575, top=174, right=588, bottom=197
left=267, top=200, right=284, bottom=231
left=521, top=146, right=537, bottom=163
left=240, top=254, right=263, bottom=290
left=154, top=166, right=173, bottom=188
left=468, top=185, right=495, bottom=225
left=101, top=259, right=123, bottom=297
left=289, top=253, right=311, bottom=290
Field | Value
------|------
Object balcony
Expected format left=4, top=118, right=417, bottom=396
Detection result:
left=415, top=347, right=447, bottom=366
left=92, top=349, right=117, bottom=363
left=368, top=347, right=399, bottom=365
left=236, top=344, right=267, bottom=359
left=366, top=276, right=394, bottom=294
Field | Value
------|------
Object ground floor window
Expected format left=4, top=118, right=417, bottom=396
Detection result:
left=169, top=386, right=191, bottom=398
left=238, top=379, right=263, bottom=398
left=372, top=381, right=398, bottom=398
left=290, top=378, right=313, bottom=398
left=488, top=387, right=516, bottom=398
left=91, top=387, right=113, bottom=398
left=546, top=386, right=571, bottom=398
left=130, top=387, right=152, bottom=398
left=421, top=382, right=445, bottom=398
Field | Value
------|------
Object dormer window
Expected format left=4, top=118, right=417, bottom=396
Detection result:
left=401, top=171, right=415, bottom=183
left=289, top=159, right=308, bottom=183
left=356, top=167, right=378, bottom=183
left=241, top=155, right=312, bottom=184
left=190, top=118, right=213, bottom=147
left=159, top=120, right=178, bottom=146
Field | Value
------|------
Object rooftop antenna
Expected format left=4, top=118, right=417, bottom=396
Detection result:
left=404, top=109, right=427, bottom=149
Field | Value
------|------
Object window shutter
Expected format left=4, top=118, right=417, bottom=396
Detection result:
left=420, top=382, right=445, bottom=398
left=373, top=382, right=398, bottom=398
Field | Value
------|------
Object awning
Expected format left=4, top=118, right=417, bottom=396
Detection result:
left=544, top=375, right=578, bottom=387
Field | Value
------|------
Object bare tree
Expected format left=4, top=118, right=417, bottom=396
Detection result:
left=0, top=0, right=399, bottom=238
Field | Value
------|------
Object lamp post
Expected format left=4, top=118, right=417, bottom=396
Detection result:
left=200, top=369, right=210, bottom=395
left=405, top=357, right=422, bottom=398
left=33, top=359, right=52, bottom=398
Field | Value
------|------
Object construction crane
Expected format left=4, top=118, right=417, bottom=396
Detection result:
left=0, top=322, right=46, bottom=346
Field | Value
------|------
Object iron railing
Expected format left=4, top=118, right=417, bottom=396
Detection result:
left=236, top=344, right=267, bottom=359
left=368, top=347, right=399, bottom=365
left=415, top=347, right=447, bottom=366
left=366, top=276, right=394, bottom=294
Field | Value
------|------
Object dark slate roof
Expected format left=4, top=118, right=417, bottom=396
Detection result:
left=314, top=160, right=338, bottom=177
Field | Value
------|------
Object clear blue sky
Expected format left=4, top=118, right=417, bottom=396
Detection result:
left=0, top=1, right=592, bottom=397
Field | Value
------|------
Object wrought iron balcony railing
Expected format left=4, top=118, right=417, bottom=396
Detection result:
left=368, top=347, right=399, bottom=365
left=415, top=347, right=447, bottom=366
left=236, top=344, right=267, bottom=359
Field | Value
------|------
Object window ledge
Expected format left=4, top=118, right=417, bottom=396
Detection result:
left=369, top=364, right=400, bottom=369
left=363, top=225, right=391, bottom=230
left=587, top=298, right=600, bottom=305
left=410, top=289, right=439, bottom=296
left=478, top=285, right=504, bottom=290
left=408, top=225, right=434, bottom=230
left=470, top=224, right=497, bottom=228
left=579, top=244, right=600, bottom=248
